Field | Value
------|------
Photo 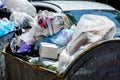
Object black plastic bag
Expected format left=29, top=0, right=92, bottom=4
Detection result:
left=0, top=8, right=12, bottom=19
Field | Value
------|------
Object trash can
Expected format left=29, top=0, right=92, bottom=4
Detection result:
left=2, top=39, right=120, bottom=80
left=2, top=44, right=62, bottom=80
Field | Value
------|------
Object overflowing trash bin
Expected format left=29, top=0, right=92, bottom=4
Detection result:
left=0, top=0, right=117, bottom=80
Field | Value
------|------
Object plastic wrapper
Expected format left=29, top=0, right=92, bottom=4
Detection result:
left=10, top=12, right=34, bottom=29
left=0, top=0, right=4, bottom=8
left=57, top=14, right=116, bottom=73
left=57, top=49, right=74, bottom=73
left=4, top=0, right=36, bottom=17
left=10, top=10, right=71, bottom=53
left=29, top=57, right=57, bottom=71
left=67, top=14, right=116, bottom=55
left=51, top=25, right=75, bottom=47
left=35, top=10, right=71, bottom=37
left=0, top=18, right=15, bottom=37
left=10, top=26, right=37, bottom=53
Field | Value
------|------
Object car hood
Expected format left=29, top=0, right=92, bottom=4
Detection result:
left=42, top=1, right=115, bottom=11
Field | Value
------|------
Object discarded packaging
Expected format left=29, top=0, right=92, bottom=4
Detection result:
left=57, top=49, right=74, bottom=73
left=0, top=18, right=15, bottom=37
left=10, top=10, right=71, bottom=53
left=4, top=0, right=36, bottom=17
left=10, top=12, right=34, bottom=29
left=0, top=8, right=12, bottom=19
left=35, top=10, right=71, bottom=37
left=51, top=25, right=75, bottom=47
left=57, top=14, right=116, bottom=73
left=29, top=57, right=57, bottom=71
left=39, top=42, right=59, bottom=59
left=67, top=14, right=116, bottom=55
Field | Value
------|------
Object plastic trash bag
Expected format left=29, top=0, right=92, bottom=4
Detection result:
left=0, top=8, right=12, bottom=19
left=35, top=10, right=71, bottom=37
left=4, top=0, right=36, bottom=17
left=51, top=25, right=75, bottom=47
left=10, top=22, right=41, bottom=53
left=10, top=12, right=34, bottom=29
left=57, top=14, right=116, bottom=73
left=0, top=0, right=4, bottom=8
left=0, top=18, right=15, bottom=37
left=67, top=14, right=116, bottom=55
left=10, top=28, right=36, bottom=53
left=10, top=38, right=33, bottom=53
left=57, top=49, right=74, bottom=73
left=10, top=10, right=71, bottom=53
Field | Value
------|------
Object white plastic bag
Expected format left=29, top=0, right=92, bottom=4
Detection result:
left=67, top=14, right=116, bottom=55
left=35, top=10, right=71, bottom=37
left=10, top=12, right=34, bottom=28
left=10, top=10, right=71, bottom=53
left=57, top=49, right=74, bottom=73
left=4, top=0, right=36, bottom=17
left=57, top=14, right=116, bottom=73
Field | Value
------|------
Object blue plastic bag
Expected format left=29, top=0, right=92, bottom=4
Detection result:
left=51, top=28, right=74, bottom=47
left=0, top=18, right=15, bottom=37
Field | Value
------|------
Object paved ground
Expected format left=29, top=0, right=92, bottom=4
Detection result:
left=0, top=53, right=5, bottom=80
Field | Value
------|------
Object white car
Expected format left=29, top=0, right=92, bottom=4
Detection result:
left=4, top=1, right=120, bottom=80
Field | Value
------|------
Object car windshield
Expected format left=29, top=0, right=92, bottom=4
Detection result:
left=64, top=10, right=120, bottom=37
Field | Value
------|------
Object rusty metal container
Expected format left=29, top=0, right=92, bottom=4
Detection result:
left=2, top=44, right=62, bottom=80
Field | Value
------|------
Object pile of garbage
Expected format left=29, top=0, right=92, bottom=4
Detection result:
left=0, top=0, right=116, bottom=74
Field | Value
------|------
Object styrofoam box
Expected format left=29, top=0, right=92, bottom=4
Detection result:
left=39, top=42, right=59, bottom=59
